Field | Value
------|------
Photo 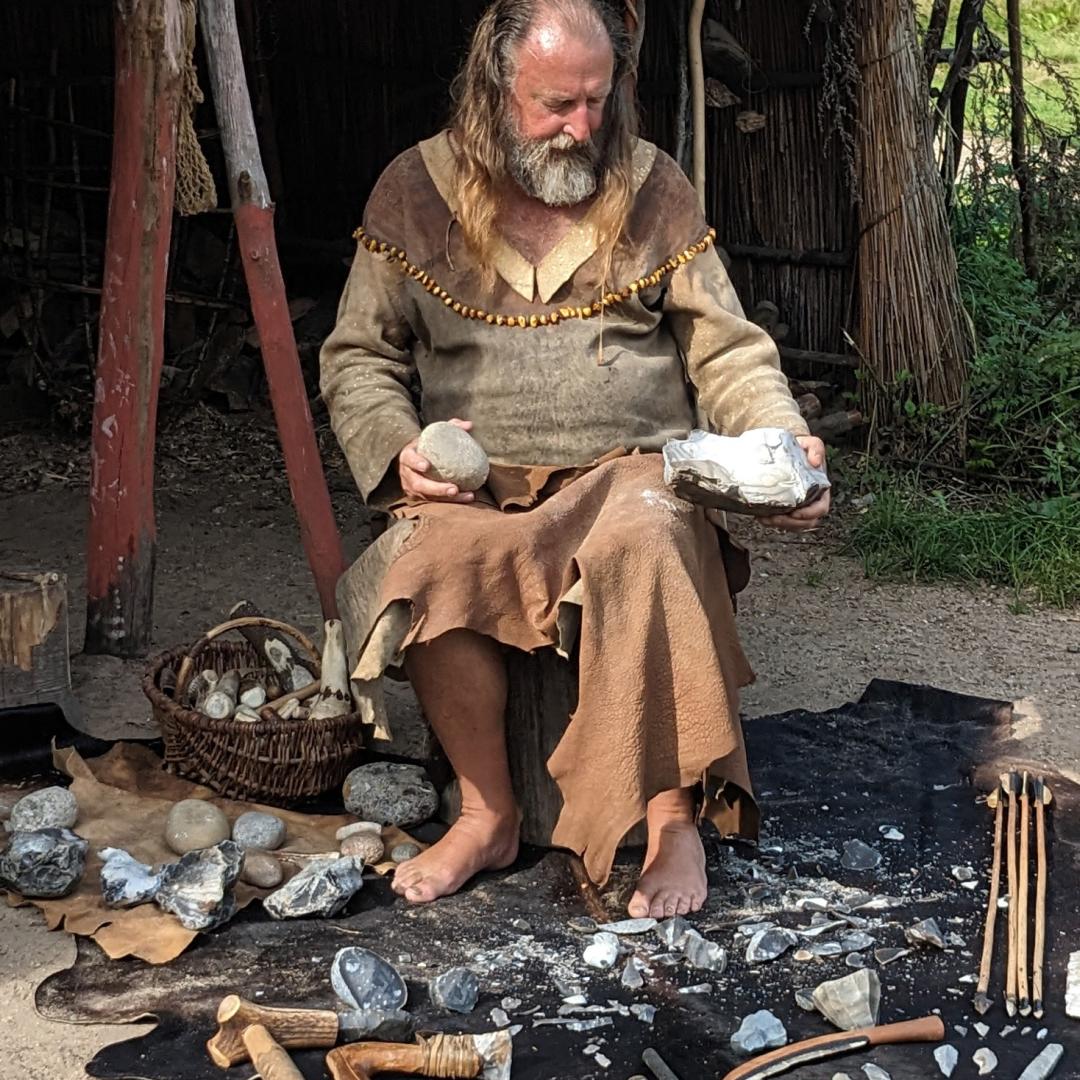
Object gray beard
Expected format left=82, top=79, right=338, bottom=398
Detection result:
left=502, top=122, right=602, bottom=207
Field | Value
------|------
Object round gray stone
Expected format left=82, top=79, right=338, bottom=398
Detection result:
left=416, top=422, right=489, bottom=492
left=232, top=811, right=286, bottom=851
left=342, top=763, right=439, bottom=828
left=164, top=799, right=230, bottom=855
left=391, top=842, right=421, bottom=864
left=10, top=786, right=78, bottom=832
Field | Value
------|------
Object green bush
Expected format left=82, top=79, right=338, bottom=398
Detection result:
left=954, top=230, right=1080, bottom=494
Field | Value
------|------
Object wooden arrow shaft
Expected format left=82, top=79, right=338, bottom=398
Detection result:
left=1005, top=782, right=1019, bottom=1013
left=1018, top=777, right=1032, bottom=1013
left=975, top=795, right=1004, bottom=998
left=1033, top=793, right=1049, bottom=1016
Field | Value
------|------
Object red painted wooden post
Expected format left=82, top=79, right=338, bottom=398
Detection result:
left=85, top=0, right=183, bottom=656
left=199, top=0, right=345, bottom=620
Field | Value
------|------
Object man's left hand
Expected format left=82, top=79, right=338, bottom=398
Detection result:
left=761, top=435, right=831, bottom=532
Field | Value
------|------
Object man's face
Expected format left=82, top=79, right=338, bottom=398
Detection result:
left=502, top=20, right=615, bottom=206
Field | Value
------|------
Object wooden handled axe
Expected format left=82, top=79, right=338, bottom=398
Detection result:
left=719, top=1015, right=945, bottom=1080
left=326, top=1032, right=512, bottom=1080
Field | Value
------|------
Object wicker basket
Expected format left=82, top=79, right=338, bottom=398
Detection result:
left=143, top=616, right=365, bottom=805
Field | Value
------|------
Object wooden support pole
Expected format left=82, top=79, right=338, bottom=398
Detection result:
left=1006, top=0, right=1038, bottom=278
left=84, top=0, right=184, bottom=657
left=923, top=0, right=953, bottom=86
left=198, top=0, right=345, bottom=620
left=688, top=0, right=707, bottom=211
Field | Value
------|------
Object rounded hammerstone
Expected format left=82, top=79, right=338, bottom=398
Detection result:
left=416, top=422, right=489, bottom=492
left=164, top=799, right=230, bottom=855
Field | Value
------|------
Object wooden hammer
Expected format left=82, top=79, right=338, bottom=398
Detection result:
left=207, top=995, right=338, bottom=1069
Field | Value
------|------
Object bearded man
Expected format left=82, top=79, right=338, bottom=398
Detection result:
left=320, top=0, right=830, bottom=918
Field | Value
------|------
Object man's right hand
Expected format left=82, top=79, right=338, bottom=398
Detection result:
left=398, top=418, right=477, bottom=504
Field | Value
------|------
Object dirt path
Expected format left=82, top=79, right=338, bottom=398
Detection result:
left=1, top=413, right=1077, bottom=1079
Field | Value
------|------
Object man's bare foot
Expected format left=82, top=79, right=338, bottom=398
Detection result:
left=627, top=789, right=707, bottom=919
left=391, top=808, right=520, bottom=903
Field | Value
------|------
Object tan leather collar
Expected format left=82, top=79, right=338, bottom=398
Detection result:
left=419, top=131, right=658, bottom=303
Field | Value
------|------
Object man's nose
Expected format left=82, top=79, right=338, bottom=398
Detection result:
left=562, top=104, right=591, bottom=144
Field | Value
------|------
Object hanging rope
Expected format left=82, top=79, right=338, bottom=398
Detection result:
left=175, top=0, right=218, bottom=215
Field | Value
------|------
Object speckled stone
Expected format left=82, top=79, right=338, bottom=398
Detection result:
left=231, top=811, right=286, bottom=851
left=10, top=786, right=78, bottom=832
left=342, top=763, right=439, bottom=828
left=164, top=800, right=230, bottom=855
left=240, top=851, right=284, bottom=889
left=340, top=832, right=385, bottom=864
left=416, top=422, right=490, bottom=492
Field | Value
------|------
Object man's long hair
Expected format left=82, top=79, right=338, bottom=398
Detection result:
left=449, top=0, right=639, bottom=285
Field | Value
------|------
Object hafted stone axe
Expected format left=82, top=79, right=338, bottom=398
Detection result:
left=326, top=1031, right=512, bottom=1080
left=718, top=1015, right=945, bottom=1080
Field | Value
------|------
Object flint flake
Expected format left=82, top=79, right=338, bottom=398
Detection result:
left=154, top=840, right=242, bottom=930
left=99, top=847, right=163, bottom=907
left=0, top=828, right=87, bottom=898
left=263, top=855, right=364, bottom=919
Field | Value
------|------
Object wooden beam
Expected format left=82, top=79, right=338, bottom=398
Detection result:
left=84, top=0, right=183, bottom=657
left=199, top=0, right=346, bottom=620
left=779, top=345, right=859, bottom=370
left=725, top=243, right=852, bottom=268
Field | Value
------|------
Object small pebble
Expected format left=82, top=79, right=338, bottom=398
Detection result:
left=391, top=842, right=421, bottom=863
left=336, top=821, right=382, bottom=841
left=240, top=851, right=283, bottom=889
left=341, top=832, right=385, bottom=864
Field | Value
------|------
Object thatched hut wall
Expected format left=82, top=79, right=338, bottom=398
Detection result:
left=703, top=2, right=855, bottom=356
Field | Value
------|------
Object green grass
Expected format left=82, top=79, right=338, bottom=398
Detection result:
left=847, top=485, right=1080, bottom=608
left=918, top=0, right=1080, bottom=132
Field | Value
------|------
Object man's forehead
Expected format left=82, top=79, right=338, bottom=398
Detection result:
left=515, top=18, right=614, bottom=87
